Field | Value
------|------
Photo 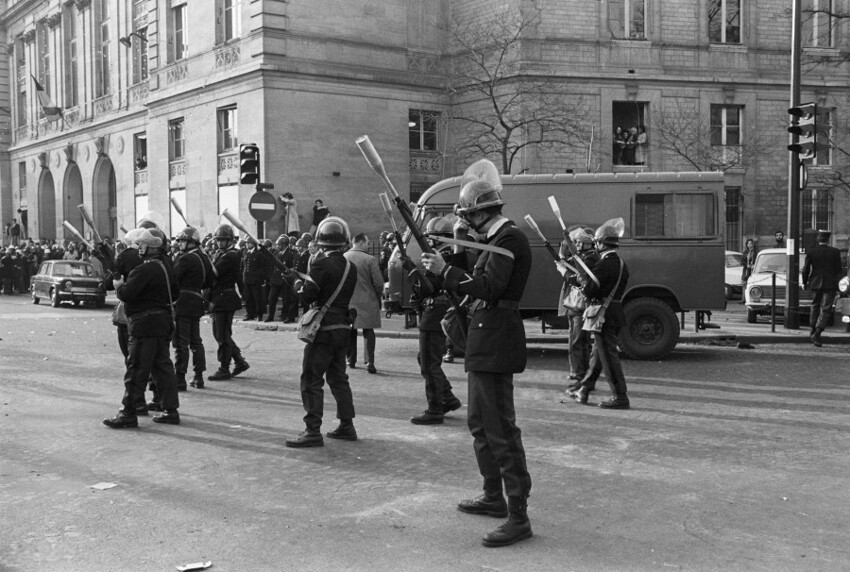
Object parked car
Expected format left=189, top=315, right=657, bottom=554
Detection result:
left=725, top=250, right=745, bottom=299
left=743, top=248, right=813, bottom=323
left=30, top=260, right=106, bottom=308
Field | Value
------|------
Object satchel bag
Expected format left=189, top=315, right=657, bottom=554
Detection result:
left=582, top=259, right=624, bottom=333
left=562, top=285, right=587, bottom=312
left=111, top=300, right=128, bottom=326
left=297, top=261, right=351, bottom=344
left=441, top=304, right=471, bottom=352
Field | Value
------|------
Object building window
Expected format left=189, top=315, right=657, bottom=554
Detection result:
left=409, top=110, right=439, bottom=151
left=132, top=27, right=149, bottom=83
left=135, top=194, right=149, bottom=226
left=169, top=119, right=185, bottom=161
left=63, top=5, right=79, bottom=108
left=609, top=0, right=646, bottom=40
left=217, top=106, right=238, bottom=152
left=612, top=101, right=648, bottom=166
left=803, top=0, right=833, bottom=48
left=16, top=78, right=27, bottom=127
left=710, top=105, right=741, bottom=146
left=221, top=0, right=242, bottom=42
left=218, top=185, right=240, bottom=231
left=18, top=162, right=27, bottom=201
left=134, top=133, right=148, bottom=171
left=802, top=189, right=831, bottom=231
left=725, top=187, right=741, bottom=252
left=708, top=0, right=741, bottom=44
left=813, top=108, right=832, bottom=166
left=37, top=22, right=51, bottom=101
left=634, top=193, right=716, bottom=238
left=95, top=0, right=111, bottom=97
left=172, top=2, right=188, bottom=61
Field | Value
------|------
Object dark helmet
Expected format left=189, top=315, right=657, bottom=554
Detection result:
left=456, top=159, right=504, bottom=216
left=176, top=226, right=201, bottom=244
left=276, top=235, right=290, bottom=246
left=594, top=218, right=625, bottom=246
left=214, top=224, right=236, bottom=241
left=316, top=216, right=351, bottom=248
left=301, top=232, right=313, bottom=242
left=425, top=217, right=453, bottom=237
left=295, top=238, right=308, bottom=248
left=263, top=239, right=273, bottom=248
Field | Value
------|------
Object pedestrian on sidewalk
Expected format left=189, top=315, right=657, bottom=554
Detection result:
left=286, top=217, right=358, bottom=448
left=421, top=158, right=533, bottom=548
left=344, top=233, right=383, bottom=373
left=803, top=229, right=842, bottom=347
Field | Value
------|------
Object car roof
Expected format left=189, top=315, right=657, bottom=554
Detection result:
left=726, top=250, right=743, bottom=256
left=756, top=248, right=787, bottom=255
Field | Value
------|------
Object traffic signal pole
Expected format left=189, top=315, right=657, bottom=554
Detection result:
left=785, top=0, right=802, bottom=329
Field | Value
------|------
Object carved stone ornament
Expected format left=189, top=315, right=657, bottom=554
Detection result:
left=21, top=29, right=36, bottom=44
left=46, top=13, right=63, bottom=29
left=94, top=136, right=106, bottom=156
left=64, top=143, right=75, bottom=164
left=38, top=152, right=48, bottom=170
left=116, top=136, right=124, bottom=155
left=6, top=43, right=15, bottom=56
left=54, top=152, right=62, bottom=168
left=74, top=0, right=92, bottom=10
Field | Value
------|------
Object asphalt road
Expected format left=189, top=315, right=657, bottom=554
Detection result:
left=1, top=294, right=849, bottom=571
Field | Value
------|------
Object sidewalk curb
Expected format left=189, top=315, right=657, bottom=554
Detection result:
left=232, top=319, right=850, bottom=345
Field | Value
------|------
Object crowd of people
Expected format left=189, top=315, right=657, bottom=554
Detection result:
left=0, top=237, right=112, bottom=295
left=612, top=124, right=647, bottom=166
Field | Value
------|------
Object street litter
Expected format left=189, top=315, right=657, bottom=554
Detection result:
left=176, top=561, right=212, bottom=571
left=90, top=482, right=117, bottom=490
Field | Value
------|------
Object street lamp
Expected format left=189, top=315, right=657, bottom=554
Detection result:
left=119, top=31, right=147, bottom=48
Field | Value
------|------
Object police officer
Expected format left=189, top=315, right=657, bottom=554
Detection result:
left=408, top=217, right=463, bottom=425
left=557, top=227, right=599, bottom=394
left=421, top=159, right=533, bottom=548
left=207, top=224, right=251, bottom=381
left=103, top=229, right=181, bottom=428
left=241, top=236, right=267, bottom=321
left=286, top=216, right=358, bottom=448
left=571, top=218, right=631, bottom=409
left=173, top=226, right=215, bottom=389
left=266, top=235, right=296, bottom=322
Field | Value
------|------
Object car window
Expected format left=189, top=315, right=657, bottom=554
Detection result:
left=726, top=254, right=744, bottom=267
left=754, top=253, right=806, bottom=274
left=39, top=262, right=50, bottom=274
left=53, top=262, right=95, bottom=277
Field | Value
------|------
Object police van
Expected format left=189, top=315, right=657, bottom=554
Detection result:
left=386, top=171, right=727, bottom=360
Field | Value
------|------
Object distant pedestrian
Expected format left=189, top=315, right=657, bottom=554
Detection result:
left=344, top=233, right=383, bottom=373
left=10, top=219, right=21, bottom=246
left=802, top=230, right=842, bottom=347
left=774, top=230, right=785, bottom=248
left=741, top=238, right=756, bottom=284
left=280, top=193, right=300, bottom=237
left=308, top=199, right=330, bottom=237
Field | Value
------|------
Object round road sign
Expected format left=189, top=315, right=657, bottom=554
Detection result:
left=249, top=190, right=277, bottom=222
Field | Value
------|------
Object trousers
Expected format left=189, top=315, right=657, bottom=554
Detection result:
left=467, top=371, right=532, bottom=498
left=579, top=326, right=628, bottom=398
left=243, top=283, right=264, bottom=318
left=419, top=330, right=455, bottom=410
left=347, top=328, right=376, bottom=366
left=121, top=335, right=179, bottom=413
left=212, top=311, right=245, bottom=370
left=810, top=290, right=837, bottom=331
left=300, top=341, right=355, bottom=430
left=568, top=314, right=591, bottom=379
left=172, top=315, right=206, bottom=376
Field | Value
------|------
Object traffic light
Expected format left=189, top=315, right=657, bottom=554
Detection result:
left=787, top=103, right=817, bottom=161
left=239, top=143, right=260, bottom=185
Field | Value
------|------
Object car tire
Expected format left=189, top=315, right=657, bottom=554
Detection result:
left=50, top=288, right=60, bottom=308
left=72, top=300, right=80, bottom=307
left=620, top=297, right=680, bottom=360
left=32, top=291, right=40, bottom=305
left=724, top=284, right=732, bottom=300
left=746, top=308, right=757, bottom=324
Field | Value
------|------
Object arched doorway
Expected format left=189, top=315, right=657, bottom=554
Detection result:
left=92, top=156, right=117, bottom=240
left=37, top=170, right=57, bottom=240
left=63, top=163, right=84, bottom=239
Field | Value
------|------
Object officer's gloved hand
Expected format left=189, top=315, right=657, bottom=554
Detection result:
left=453, top=217, right=470, bottom=239
left=555, top=260, right=568, bottom=277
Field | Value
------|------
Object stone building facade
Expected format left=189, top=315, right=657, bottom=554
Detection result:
left=0, top=0, right=847, bottom=251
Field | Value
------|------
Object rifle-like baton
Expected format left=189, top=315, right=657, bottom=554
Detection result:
left=221, top=208, right=309, bottom=282
left=62, top=221, right=96, bottom=252
left=170, top=196, right=189, bottom=226
left=545, top=196, right=598, bottom=284
left=524, top=215, right=562, bottom=261
left=77, top=204, right=103, bottom=244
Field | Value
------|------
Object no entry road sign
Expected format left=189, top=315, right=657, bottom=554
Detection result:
left=248, top=190, right=277, bottom=222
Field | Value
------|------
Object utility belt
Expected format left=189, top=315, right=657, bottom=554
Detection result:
left=469, top=299, right=520, bottom=313
left=422, top=294, right=449, bottom=307
left=127, top=308, right=170, bottom=321
left=180, top=288, right=205, bottom=300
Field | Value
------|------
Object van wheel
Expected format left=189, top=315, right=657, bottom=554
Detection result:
left=620, top=297, right=680, bottom=360
left=50, top=288, right=60, bottom=308
left=746, top=309, right=757, bottom=324
left=32, top=291, right=40, bottom=304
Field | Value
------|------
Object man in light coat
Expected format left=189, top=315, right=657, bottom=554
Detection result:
left=344, top=233, right=383, bottom=373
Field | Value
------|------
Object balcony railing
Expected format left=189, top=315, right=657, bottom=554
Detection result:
left=128, top=81, right=149, bottom=107
left=169, top=160, right=186, bottom=189
left=409, top=152, right=443, bottom=174
left=218, top=151, right=239, bottom=185
left=93, top=93, right=116, bottom=117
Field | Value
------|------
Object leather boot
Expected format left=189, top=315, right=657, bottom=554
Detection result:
left=811, top=327, right=824, bottom=347
left=103, top=410, right=139, bottom=429
left=482, top=496, right=533, bottom=547
left=153, top=410, right=180, bottom=424
left=286, top=428, right=324, bottom=448
left=457, top=492, right=508, bottom=518
left=176, top=374, right=187, bottom=392
left=573, top=387, right=590, bottom=404
left=232, top=360, right=250, bottom=376
left=442, top=396, right=462, bottom=415
left=190, top=373, right=204, bottom=389
left=208, top=368, right=231, bottom=381
left=599, top=395, right=630, bottom=409
left=410, top=409, right=444, bottom=425
left=326, top=420, right=357, bottom=441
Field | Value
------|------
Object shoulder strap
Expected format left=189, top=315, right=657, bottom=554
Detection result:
left=601, top=258, right=624, bottom=312
left=152, top=259, right=174, bottom=308
left=321, top=260, right=351, bottom=312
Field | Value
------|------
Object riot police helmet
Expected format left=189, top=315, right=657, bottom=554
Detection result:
left=315, top=216, right=351, bottom=249
left=594, top=218, right=625, bottom=247
left=455, top=159, right=504, bottom=217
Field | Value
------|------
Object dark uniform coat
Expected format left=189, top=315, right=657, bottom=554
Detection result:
left=443, top=220, right=532, bottom=373
left=174, top=248, right=215, bottom=318
left=210, top=248, right=243, bottom=313
left=582, top=249, right=629, bottom=331
left=118, top=254, right=179, bottom=338
left=300, top=251, right=356, bottom=347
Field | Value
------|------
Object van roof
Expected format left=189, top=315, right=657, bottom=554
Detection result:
left=418, top=170, right=725, bottom=206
